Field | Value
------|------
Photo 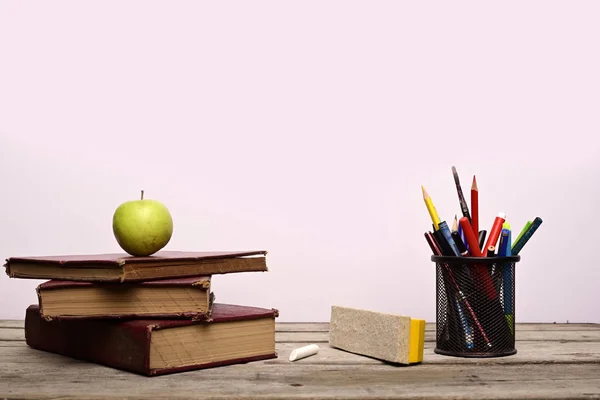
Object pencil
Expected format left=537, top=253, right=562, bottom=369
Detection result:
left=460, top=218, right=482, bottom=257
left=512, top=217, right=543, bottom=255
left=421, top=185, right=441, bottom=231
left=471, top=175, right=478, bottom=237
left=451, top=166, right=471, bottom=223
left=483, top=212, right=506, bottom=255
left=513, top=220, right=532, bottom=249
left=451, top=214, right=458, bottom=233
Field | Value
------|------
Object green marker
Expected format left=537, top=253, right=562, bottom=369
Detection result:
left=512, top=220, right=532, bottom=251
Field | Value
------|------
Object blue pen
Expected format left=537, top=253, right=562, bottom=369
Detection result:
left=512, top=217, right=543, bottom=255
left=457, top=223, right=469, bottom=252
left=498, top=228, right=513, bottom=333
left=455, top=298, right=474, bottom=349
left=438, top=221, right=461, bottom=256
left=438, top=220, right=474, bottom=349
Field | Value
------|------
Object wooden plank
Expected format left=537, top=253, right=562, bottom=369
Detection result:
left=1, top=323, right=600, bottom=400
left=276, top=322, right=330, bottom=331
left=0, top=320, right=24, bottom=328
left=0, top=348, right=598, bottom=400
left=275, top=341, right=600, bottom=365
left=2, top=338, right=600, bottom=367
left=275, top=330, right=600, bottom=343
left=275, top=322, right=600, bottom=332
left=2, top=319, right=599, bottom=331
left=3, top=326, right=600, bottom=343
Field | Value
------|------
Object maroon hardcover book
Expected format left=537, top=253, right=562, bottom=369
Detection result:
left=5, top=250, right=268, bottom=282
left=36, top=276, right=213, bottom=320
left=25, top=303, right=279, bottom=376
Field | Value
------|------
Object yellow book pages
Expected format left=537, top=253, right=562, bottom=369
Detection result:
left=408, top=318, right=426, bottom=363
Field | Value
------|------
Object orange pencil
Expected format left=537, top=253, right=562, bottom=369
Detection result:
left=471, top=176, right=478, bottom=237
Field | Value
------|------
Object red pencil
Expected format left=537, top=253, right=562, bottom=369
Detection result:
left=483, top=212, right=506, bottom=253
left=471, top=176, right=478, bottom=237
left=459, top=217, right=482, bottom=256
left=459, top=217, right=498, bottom=300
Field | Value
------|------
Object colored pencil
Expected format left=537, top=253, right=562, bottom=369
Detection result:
left=460, top=218, right=482, bottom=256
left=421, top=185, right=441, bottom=231
left=459, top=217, right=498, bottom=300
left=483, top=212, right=506, bottom=254
left=451, top=166, right=471, bottom=223
left=512, top=217, right=543, bottom=255
left=471, top=175, right=478, bottom=237
left=513, top=220, right=532, bottom=250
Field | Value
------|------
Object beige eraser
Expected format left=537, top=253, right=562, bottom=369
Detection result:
left=289, top=344, right=319, bottom=362
left=329, top=305, right=422, bottom=365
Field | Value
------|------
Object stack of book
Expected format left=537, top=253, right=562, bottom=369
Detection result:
left=3, top=250, right=278, bottom=376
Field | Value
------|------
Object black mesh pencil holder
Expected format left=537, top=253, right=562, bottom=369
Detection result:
left=431, top=255, right=520, bottom=358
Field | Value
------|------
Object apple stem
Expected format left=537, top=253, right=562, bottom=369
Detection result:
left=141, top=190, right=144, bottom=200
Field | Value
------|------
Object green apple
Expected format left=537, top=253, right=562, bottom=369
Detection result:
left=112, top=190, right=173, bottom=257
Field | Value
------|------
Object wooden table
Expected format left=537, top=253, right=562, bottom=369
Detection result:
left=1, top=320, right=599, bottom=399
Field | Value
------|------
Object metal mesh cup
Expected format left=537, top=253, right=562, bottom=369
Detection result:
left=431, top=255, right=520, bottom=357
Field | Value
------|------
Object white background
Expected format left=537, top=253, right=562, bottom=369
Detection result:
left=1, top=1, right=598, bottom=322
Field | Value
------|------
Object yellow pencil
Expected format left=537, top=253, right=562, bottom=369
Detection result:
left=421, top=185, right=441, bottom=231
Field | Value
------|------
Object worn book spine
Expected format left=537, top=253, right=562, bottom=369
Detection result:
left=24, top=304, right=278, bottom=376
left=36, top=276, right=213, bottom=321
left=25, top=305, right=150, bottom=374
left=4, top=250, right=268, bottom=282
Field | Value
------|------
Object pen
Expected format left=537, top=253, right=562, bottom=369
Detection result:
left=451, top=231, right=469, bottom=256
left=497, top=228, right=514, bottom=333
left=439, top=221, right=461, bottom=256
left=425, top=232, right=484, bottom=349
left=478, top=230, right=487, bottom=250
left=452, top=166, right=471, bottom=223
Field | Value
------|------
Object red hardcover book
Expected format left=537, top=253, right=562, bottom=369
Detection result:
left=36, top=276, right=213, bottom=320
left=25, top=303, right=279, bottom=376
left=5, top=250, right=268, bottom=282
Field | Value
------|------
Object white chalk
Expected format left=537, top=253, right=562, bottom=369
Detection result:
left=288, top=344, right=319, bottom=362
